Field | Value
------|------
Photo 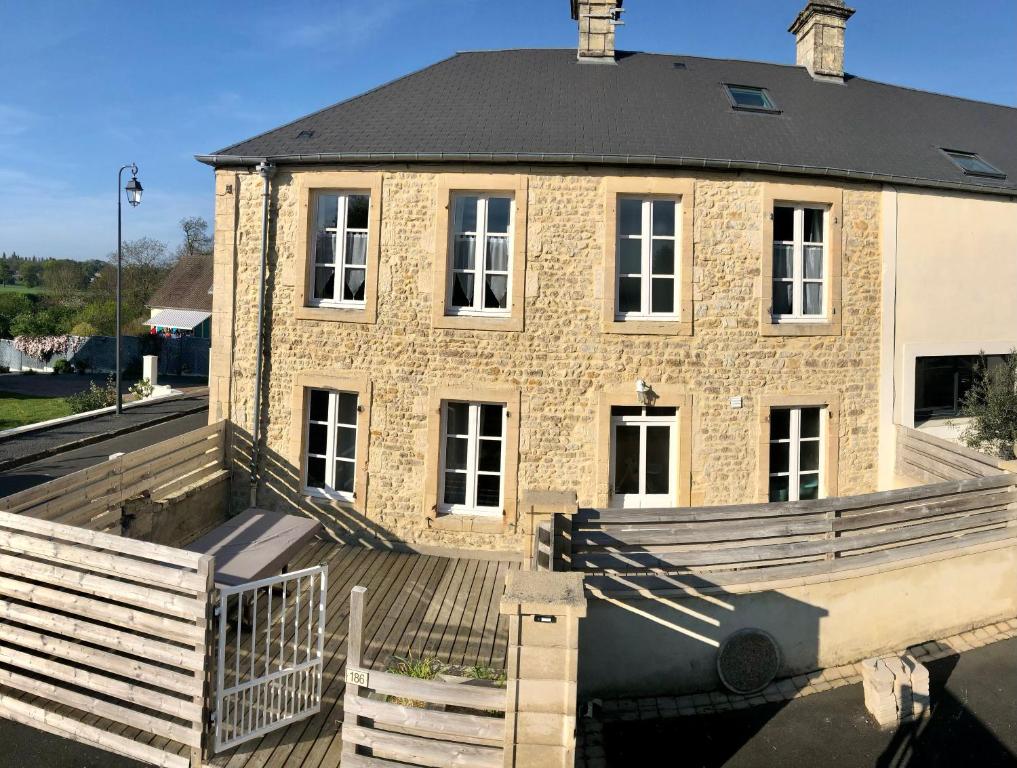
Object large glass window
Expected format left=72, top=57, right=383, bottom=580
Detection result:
left=304, top=388, right=358, bottom=500
left=915, top=354, right=1008, bottom=420
left=772, top=204, right=826, bottom=321
left=616, top=198, right=680, bottom=320
left=769, top=407, right=823, bottom=502
left=448, top=195, right=513, bottom=315
left=311, top=192, right=370, bottom=307
left=610, top=406, right=677, bottom=508
left=440, top=401, right=505, bottom=515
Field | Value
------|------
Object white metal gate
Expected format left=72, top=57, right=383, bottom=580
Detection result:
left=213, top=564, right=328, bottom=752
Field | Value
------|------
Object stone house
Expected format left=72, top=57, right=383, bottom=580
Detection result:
left=197, top=0, right=1017, bottom=554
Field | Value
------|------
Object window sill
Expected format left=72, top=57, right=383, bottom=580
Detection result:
left=602, top=317, right=692, bottom=336
left=428, top=513, right=507, bottom=534
left=760, top=318, right=841, bottom=337
left=294, top=304, right=376, bottom=324
left=432, top=312, right=523, bottom=333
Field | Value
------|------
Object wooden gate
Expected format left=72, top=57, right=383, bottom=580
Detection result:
left=340, top=585, right=507, bottom=767
left=0, top=510, right=215, bottom=768
left=213, top=565, right=328, bottom=752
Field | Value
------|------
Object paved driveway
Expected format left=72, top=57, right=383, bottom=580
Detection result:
left=597, top=637, right=1017, bottom=767
left=0, top=372, right=205, bottom=397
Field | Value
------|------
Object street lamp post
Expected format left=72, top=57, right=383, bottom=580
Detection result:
left=116, top=163, right=143, bottom=415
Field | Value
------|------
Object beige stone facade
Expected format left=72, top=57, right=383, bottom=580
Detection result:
left=210, top=164, right=882, bottom=553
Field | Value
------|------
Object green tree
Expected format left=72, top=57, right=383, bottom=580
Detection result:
left=0, top=293, right=33, bottom=338
left=961, top=351, right=1017, bottom=460
left=10, top=305, right=74, bottom=336
left=19, top=261, right=41, bottom=287
left=42, top=259, right=87, bottom=293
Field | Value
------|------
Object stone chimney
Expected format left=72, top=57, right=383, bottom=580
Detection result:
left=571, top=0, right=623, bottom=62
left=789, top=1, right=855, bottom=82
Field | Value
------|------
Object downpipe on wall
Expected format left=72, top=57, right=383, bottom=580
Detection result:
left=249, top=161, right=275, bottom=508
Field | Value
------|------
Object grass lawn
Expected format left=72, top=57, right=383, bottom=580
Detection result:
left=0, top=284, right=47, bottom=296
left=0, top=392, right=72, bottom=430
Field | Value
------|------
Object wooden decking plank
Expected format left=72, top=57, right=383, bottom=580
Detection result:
left=476, top=561, right=510, bottom=668
left=399, top=558, right=461, bottom=656
left=362, top=554, right=439, bottom=669
left=459, top=559, right=501, bottom=668
left=434, top=558, right=484, bottom=661
left=487, top=562, right=516, bottom=669
left=450, top=559, right=495, bottom=667
left=421, top=558, right=478, bottom=661
left=382, top=556, right=453, bottom=662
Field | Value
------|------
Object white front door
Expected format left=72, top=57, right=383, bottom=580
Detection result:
left=610, top=406, right=677, bottom=508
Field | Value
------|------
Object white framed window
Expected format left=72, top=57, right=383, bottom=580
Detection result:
left=448, top=194, right=513, bottom=316
left=772, top=204, right=826, bottom=321
left=768, top=406, right=823, bottom=502
left=615, top=197, right=679, bottom=320
left=610, top=406, right=678, bottom=508
left=304, top=388, right=358, bottom=500
left=311, top=191, right=370, bottom=308
left=439, top=401, right=505, bottom=516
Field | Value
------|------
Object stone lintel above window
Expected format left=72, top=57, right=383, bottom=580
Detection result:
left=293, top=171, right=383, bottom=324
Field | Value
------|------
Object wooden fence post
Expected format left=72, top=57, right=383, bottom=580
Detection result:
left=195, top=555, right=215, bottom=768
left=342, top=586, right=367, bottom=763
left=500, top=570, right=587, bottom=768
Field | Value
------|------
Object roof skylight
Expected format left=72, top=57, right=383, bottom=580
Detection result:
left=725, top=84, right=779, bottom=113
left=943, top=149, right=1006, bottom=180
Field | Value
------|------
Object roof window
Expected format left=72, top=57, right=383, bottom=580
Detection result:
left=725, top=84, right=780, bottom=113
left=943, top=149, right=1006, bottom=180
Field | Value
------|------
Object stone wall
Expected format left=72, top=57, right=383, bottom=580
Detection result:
left=210, top=164, right=882, bottom=552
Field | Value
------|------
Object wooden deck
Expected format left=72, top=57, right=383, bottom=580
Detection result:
left=210, top=541, right=519, bottom=768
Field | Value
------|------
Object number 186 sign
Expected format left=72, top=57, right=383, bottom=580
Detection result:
left=345, top=668, right=370, bottom=687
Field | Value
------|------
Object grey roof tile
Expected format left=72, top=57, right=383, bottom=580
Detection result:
left=201, top=49, right=1017, bottom=194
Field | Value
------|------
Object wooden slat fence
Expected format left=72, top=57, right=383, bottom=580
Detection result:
left=897, top=425, right=1007, bottom=484
left=340, top=586, right=506, bottom=768
left=0, top=509, right=215, bottom=768
left=558, top=473, right=1017, bottom=593
left=0, top=420, right=227, bottom=533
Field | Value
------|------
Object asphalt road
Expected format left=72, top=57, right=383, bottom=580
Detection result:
left=0, top=409, right=209, bottom=496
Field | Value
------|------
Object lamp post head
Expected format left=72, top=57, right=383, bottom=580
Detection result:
left=125, top=168, right=143, bottom=207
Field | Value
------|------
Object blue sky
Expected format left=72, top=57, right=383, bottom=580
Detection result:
left=1, top=0, right=1014, bottom=261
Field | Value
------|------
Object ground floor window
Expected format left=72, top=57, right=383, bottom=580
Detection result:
left=768, top=406, right=823, bottom=502
left=610, top=406, right=677, bottom=508
left=304, top=388, right=358, bottom=500
left=914, top=354, right=1008, bottom=421
left=439, top=401, right=505, bottom=516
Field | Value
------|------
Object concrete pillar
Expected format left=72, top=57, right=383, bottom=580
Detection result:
left=500, top=571, right=587, bottom=768
left=520, top=490, right=576, bottom=571
left=142, top=355, right=159, bottom=387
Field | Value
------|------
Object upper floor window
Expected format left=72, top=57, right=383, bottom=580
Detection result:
left=304, top=388, right=359, bottom=501
left=311, top=192, right=370, bottom=308
left=440, top=401, right=505, bottom=516
left=616, top=197, right=680, bottom=320
left=769, top=406, right=823, bottom=502
left=448, top=194, right=513, bottom=316
left=772, top=204, right=826, bottom=321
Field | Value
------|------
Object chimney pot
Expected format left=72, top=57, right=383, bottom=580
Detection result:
left=571, top=0, right=623, bottom=63
left=789, top=0, right=855, bottom=82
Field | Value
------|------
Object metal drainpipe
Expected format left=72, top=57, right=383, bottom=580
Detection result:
left=249, top=161, right=276, bottom=507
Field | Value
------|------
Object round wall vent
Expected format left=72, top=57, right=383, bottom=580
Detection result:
left=716, top=628, right=782, bottom=695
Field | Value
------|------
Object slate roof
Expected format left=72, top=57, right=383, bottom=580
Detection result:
left=198, top=49, right=1017, bottom=195
left=148, top=253, right=213, bottom=312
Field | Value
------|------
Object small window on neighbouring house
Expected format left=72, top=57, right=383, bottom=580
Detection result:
left=447, top=194, right=513, bottom=316
left=311, top=191, right=370, bottom=308
left=769, top=406, right=823, bottom=502
left=943, top=150, right=1006, bottom=179
left=615, top=197, right=680, bottom=320
left=726, top=84, right=778, bottom=112
left=914, top=354, right=1009, bottom=421
left=304, top=388, right=358, bottom=500
left=439, top=401, right=506, bottom=516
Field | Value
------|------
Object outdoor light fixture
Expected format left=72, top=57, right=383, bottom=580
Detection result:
left=125, top=169, right=143, bottom=207
left=115, top=162, right=143, bottom=414
left=636, top=378, right=651, bottom=405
